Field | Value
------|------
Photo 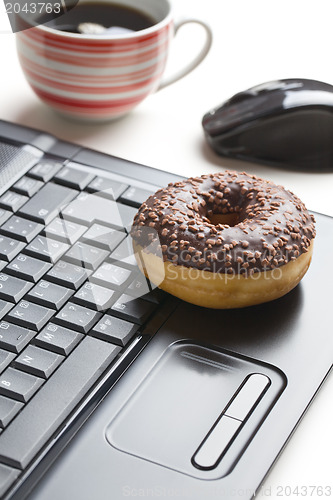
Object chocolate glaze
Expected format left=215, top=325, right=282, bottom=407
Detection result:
left=131, top=170, right=316, bottom=275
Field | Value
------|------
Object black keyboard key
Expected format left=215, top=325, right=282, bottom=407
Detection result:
left=0, top=236, right=25, bottom=262
left=0, top=192, right=28, bottom=212
left=0, top=463, right=20, bottom=498
left=109, top=238, right=138, bottom=268
left=91, top=315, right=139, bottom=347
left=0, top=396, right=24, bottom=427
left=141, top=286, right=166, bottom=305
left=35, top=323, right=83, bottom=355
left=0, top=367, right=43, bottom=402
left=25, top=236, right=70, bottom=263
left=0, top=301, right=13, bottom=320
left=18, top=183, right=77, bottom=225
left=127, top=274, right=151, bottom=299
left=122, top=273, right=164, bottom=304
left=13, top=345, right=64, bottom=379
left=74, top=282, right=116, bottom=311
left=117, top=203, right=137, bottom=229
left=0, top=209, right=11, bottom=226
left=62, top=193, right=131, bottom=230
left=1, top=216, right=43, bottom=243
left=81, top=224, right=125, bottom=251
left=64, top=242, right=109, bottom=270
left=0, top=322, right=35, bottom=354
left=46, top=260, right=91, bottom=290
left=54, top=302, right=102, bottom=333
left=92, top=262, right=132, bottom=289
left=110, top=294, right=157, bottom=325
left=28, top=160, right=63, bottom=182
left=7, top=301, right=54, bottom=331
left=0, top=350, right=15, bottom=374
left=0, top=336, right=120, bottom=469
left=27, top=280, right=73, bottom=310
left=54, top=166, right=94, bottom=190
left=0, top=273, right=33, bottom=302
left=44, top=217, right=87, bottom=244
left=119, top=186, right=155, bottom=207
left=6, top=254, right=52, bottom=283
left=12, top=176, right=43, bottom=197
left=86, top=176, right=128, bottom=200
left=62, top=192, right=115, bottom=226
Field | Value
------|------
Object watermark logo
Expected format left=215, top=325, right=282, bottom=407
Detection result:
left=29, top=187, right=291, bottom=309
left=36, top=191, right=165, bottom=305
left=0, top=0, right=78, bottom=34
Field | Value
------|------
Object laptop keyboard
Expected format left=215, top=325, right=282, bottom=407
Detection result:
left=0, top=152, right=165, bottom=496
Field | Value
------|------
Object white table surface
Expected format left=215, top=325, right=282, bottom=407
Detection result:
left=0, top=0, right=332, bottom=498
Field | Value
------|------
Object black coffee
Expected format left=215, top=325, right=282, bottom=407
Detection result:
left=39, top=2, right=156, bottom=34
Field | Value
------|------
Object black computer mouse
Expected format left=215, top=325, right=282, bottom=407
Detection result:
left=202, top=78, right=333, bottom=170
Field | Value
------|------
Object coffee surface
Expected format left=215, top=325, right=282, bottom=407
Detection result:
left=39, top=2, right=156, bottom=34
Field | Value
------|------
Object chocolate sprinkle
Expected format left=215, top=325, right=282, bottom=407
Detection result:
left=131, top=170, right=316, bottom=275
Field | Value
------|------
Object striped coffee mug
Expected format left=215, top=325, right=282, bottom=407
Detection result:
left=16, top=0, right=212, bottom=121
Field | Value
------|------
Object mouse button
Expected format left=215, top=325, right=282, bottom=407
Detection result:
left=249, top=79, right=303, bottom=95
left=203, top=93, right=281, bottom=137
left=290, top=78, right=333, bottom=93
left=225, top=79, right=298, bottom=104
left=283, top=89, right=333, bottom=110
left=227, top=90, right=255, bottom=105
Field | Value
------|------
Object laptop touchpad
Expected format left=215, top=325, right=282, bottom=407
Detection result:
left=106, top=342, right=286, bottom=480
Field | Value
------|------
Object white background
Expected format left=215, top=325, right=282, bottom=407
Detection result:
left=0, top=1, right=332, bottom=498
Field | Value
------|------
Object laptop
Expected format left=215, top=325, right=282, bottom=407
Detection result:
left=0, top=119, right=332, bottom=500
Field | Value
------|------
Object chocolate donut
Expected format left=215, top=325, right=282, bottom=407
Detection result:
left=131, top=170, right=316, bottom=308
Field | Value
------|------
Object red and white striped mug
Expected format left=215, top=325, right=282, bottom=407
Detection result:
left=16, top=0, right=212, bottom=121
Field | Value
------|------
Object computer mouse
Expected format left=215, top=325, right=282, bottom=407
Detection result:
left=202, top=78, right=333, bottom=170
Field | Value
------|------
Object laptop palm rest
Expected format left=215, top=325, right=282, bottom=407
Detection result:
left=106, top=342, right=286, bottom=480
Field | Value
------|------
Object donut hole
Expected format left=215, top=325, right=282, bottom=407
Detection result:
left=208, top=213, right=240, bottom=227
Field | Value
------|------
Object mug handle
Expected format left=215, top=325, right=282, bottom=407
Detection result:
left=157, top=18, right=213, bottom=91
